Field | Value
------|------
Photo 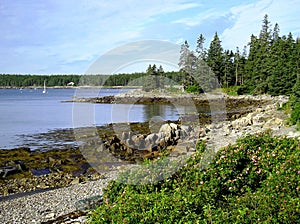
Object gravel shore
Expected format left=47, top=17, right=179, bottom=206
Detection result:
left=0, top=170, right=120, bottom=224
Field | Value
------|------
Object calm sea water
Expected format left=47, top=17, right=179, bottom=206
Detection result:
left=0, top=88, right=185, bottom=149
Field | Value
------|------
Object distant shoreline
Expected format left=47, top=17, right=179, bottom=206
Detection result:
left=0, top=86, right=141, bottom=89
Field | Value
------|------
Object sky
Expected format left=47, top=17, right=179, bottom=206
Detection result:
left=0, top=0, right=300, bottom=74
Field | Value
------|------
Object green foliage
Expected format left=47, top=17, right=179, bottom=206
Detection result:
left=238, top=16, right=298, bottom=96
left=287, top=76, right=300, bottom=130
left=142, top=64, right=165, bottom=92
left=221, top=86, right=239, bottom=96
left=0, top=70, right=184, bottom=88
left=207, top=32, right=224, bottom=84
left=185, top=85, right=200, bottom=93
left=0, top=74, right=81, bottom=87
left=288, top=95, right=300, bottom=131
left=89, top=134, right=300, bottom=223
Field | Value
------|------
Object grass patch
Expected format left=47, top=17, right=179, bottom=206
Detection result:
left=221, top=86, right=239, bottom=96
left=89, top=133, right=300, bottom=223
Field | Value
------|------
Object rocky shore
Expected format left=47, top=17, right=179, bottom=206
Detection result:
left=1, top=93, right=299, bottom=223
left=64, top=89, right=269, bottom=110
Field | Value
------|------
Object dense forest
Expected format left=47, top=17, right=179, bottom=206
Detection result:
left=0, top=71, right=181, bottom=88
left=178, top=14, right=299, bottom=96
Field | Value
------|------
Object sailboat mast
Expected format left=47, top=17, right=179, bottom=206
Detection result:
left=43, top=80, right=46, bottom=93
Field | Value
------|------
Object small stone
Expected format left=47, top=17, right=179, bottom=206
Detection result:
left=189, top=148, right=196, bottom=152
left=45, top=212, right=55, bottom=219
left=37, top=182, right=47, bottom=188
left=71, top=177, right=80, bottom=184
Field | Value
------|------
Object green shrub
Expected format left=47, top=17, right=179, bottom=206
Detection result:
left=285, top=95, right=300, bottom=130
left=89, top=134, right=300, bottom=223
left=290, top=101, right=300, bottom=130
left=221, top=86, right=239, bottom=96
left=185, top=85, right=201, bottom=93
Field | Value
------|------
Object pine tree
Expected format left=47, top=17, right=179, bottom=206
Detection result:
left=193, top=59, right=219, bottom=93
left=178, top=40, right=198, bottom=91
left=143, top=64, right=157, bottom=92
left=234, top=47, right=246, bottom=86
left=207, top=32, right=224, bottom=85
left=242, top=15, right=273, bottom=94
left=223, top=50, right=235, bottom=87
left=157, top=65, right=165, bottom=89
left=272, top=23, right=280, bottom=42
left=259, top=14, right=272, bottom=43
left=267, top=33, right=297, bottom=95
left=178, top=41, right=192, bottom=71
left=196, top=34, right=206, bottom=60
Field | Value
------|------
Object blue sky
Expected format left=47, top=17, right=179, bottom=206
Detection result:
left=0, top=0, right=299, bottom=74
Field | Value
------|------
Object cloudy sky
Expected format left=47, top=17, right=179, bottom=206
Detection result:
left=1, top=0, right=299, bottom=74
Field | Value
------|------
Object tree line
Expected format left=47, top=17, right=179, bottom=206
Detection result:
left=0, top=70, right=182, bottom=88
left=178, top=14, right=299, bottom=96
left=0, top=74, right=81, bottom=87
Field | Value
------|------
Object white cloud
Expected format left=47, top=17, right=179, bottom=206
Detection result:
left=172, top=9, right=223, bottom=27
left=0, top=0, right=201, bottom=74
left=1, top=0, right=300, bottom=74
left=221, top=0, right=300, bottom=50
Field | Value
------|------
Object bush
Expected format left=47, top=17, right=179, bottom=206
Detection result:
left=89, top=134, right=300, bottom=223
left=290, top=101, right=300, bottom=130
left=222, top=86, right=239, bottom=96
left=286, top=95, right=300, bottom=131
left=185, top=85, right=201, bottom=93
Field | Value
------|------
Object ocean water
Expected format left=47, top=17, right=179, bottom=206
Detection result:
left=0, top=88, right=184, bottom=149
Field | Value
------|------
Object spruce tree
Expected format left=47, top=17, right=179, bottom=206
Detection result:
left=196, top=34, right=206, bottom=60
left=143, top=64, right=157, bottom=92
left=223, top=50, right=235, bottom=87
left=207, top=32, right=224, bottom=85
left=178, top=40, right=198, bottom=92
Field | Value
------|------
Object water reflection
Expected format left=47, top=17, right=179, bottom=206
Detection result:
left=109, top=103, right=180, bottom=125
left=142, top=104, right=179, bottom=122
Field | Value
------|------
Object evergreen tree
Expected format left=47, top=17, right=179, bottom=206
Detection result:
left=178, top=41, right=192, bottom=71
left=241, top=15, right=273, bottom=94
left=207, top=32, right=224, bottom=85
left=143, top=64, right=157, bottom=92
left=193, top=58, right=219, bottom=93
left=223, top=50, right=235, bottom=87
left=259, top=14, right=272, bottom=43
left=141, top=64, right=165, bottom=91
left=233, top=47, right=246, bottom=86
left=267, top=32, right=298, bottom=95
left=157, top=65, right=165, bottom=89
left=257, top=14, right=272, bottom=92
left=178, top=40, right=198, bottom=91
left=272, top=23, right=280, bottom=42
left=196, top=34, right=206, bottom=60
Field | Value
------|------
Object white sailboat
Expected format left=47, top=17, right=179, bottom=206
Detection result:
left=42, top=80, right=47, bottom=94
